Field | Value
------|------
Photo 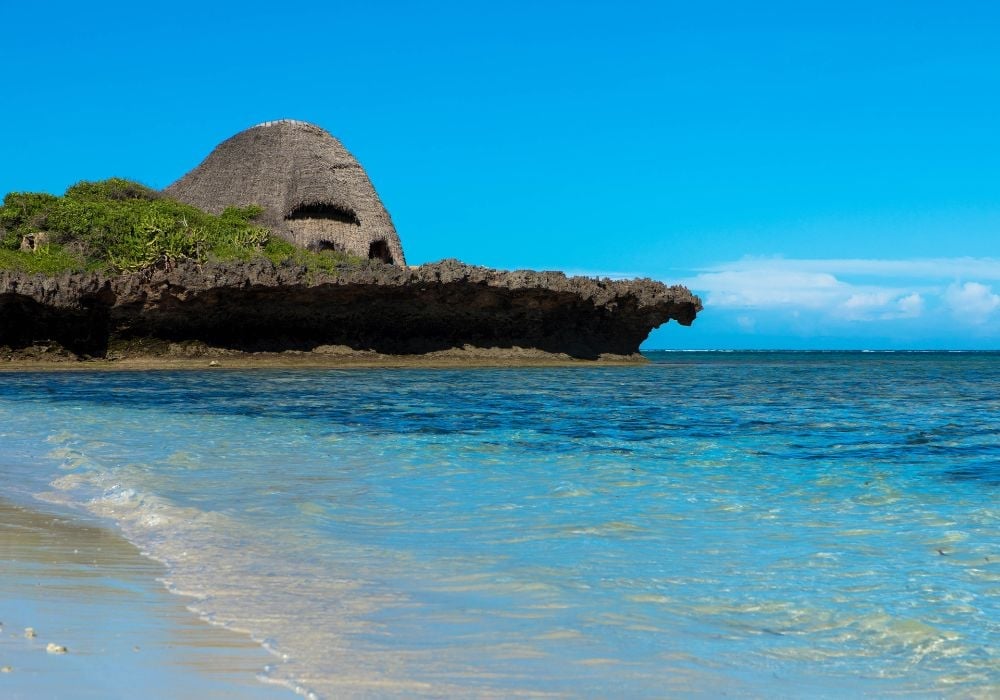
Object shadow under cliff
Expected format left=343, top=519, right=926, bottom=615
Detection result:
left=0, top=260, right=701, bottom=360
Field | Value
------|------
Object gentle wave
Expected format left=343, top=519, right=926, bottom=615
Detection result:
left=0, top=354, right=996, bottom=697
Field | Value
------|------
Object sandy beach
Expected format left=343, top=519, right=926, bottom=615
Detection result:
left=0, top=346, right=648, bottom=372
left=0, top=499, right=290, bottom=699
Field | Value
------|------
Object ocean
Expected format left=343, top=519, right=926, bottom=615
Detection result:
left=1, top=352, right=997, bottom=698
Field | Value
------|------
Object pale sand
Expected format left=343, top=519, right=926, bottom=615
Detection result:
left=0, top=499, right=291, bottom=699
left=0, top=348, right=648, bottom=372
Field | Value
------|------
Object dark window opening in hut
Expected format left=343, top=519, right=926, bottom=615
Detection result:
left=285, top=203, right=360, bottom=226
left=368, top=240, right=393, bottom=263
left=306, top=240, right=344, bottom=254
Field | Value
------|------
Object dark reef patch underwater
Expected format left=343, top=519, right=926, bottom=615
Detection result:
left=0, top=351, right=997, bottom=697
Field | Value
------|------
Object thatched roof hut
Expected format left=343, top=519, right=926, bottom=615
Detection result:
left=165, top=120, right=405, bottom=264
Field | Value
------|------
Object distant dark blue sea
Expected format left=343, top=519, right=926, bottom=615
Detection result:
left=1, top=351, right=997, bottom=698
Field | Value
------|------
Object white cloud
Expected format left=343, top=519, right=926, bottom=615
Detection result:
left=682, top=261, right=928, bottom=321
left=837, top=291, right=894, bottom=320
left=836, top=292, right=926, bottom=321
left=943, top=282, right=1000, bottom=323
left=896, top=293, right=925, bottom=318
left=695, top=269, right=844, bottom=309
left=704, top=257, right=1000, bottom=280
left=675, top=257, right=1000, bottom=329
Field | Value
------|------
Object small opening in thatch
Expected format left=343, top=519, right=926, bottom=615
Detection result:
left=368, top=240, right=393, bottom=263
left=307, top=240, right=344, bottom=254
left=285, top=203, right=360, bottom=226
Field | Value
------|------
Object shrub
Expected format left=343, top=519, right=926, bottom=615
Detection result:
left=64, top=177, right=160, bottom=202
left=0, top=245, right=86, bottom=274
left=0, top=179, right=368, bottom=275
left=0, top=192, right=60, bottom=249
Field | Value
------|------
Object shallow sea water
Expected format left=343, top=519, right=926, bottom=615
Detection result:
left=0, top=352, right=997, bottom=698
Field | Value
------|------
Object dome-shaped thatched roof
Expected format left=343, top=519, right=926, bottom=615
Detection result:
left=164, top=120, right=405, bottom=264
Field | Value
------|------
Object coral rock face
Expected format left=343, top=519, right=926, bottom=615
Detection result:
left=0, top=260, right=701, bottom=360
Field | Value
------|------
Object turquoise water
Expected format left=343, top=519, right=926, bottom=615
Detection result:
left=0, top=352, right=997, bottom=698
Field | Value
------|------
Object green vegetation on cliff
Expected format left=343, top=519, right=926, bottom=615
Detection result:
left=0, top=178, right=362, bottom=274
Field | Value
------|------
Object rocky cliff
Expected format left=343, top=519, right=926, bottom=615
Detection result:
left=0, top=259, right=701, bottom=361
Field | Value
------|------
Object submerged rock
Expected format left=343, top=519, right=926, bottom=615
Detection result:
left=0, top=259, right=701, bottom=361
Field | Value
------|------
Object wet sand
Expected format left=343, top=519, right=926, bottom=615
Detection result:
left=0, top=351, right=646, bottom=372
left=0, top=499, right=291, bottom=699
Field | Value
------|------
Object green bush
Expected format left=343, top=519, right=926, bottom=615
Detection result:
left=0, top=192, right=60, bottom=249
left=104, top=213, right=209, bottom=271
left=0, top=179, right=368, bottom=275
left=64, top=177, right=160, bottom=202
left=0, top=245, right=86, bottom=274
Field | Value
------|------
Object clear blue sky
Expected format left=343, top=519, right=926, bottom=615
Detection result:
left=2, top=1, right=997, bottom=349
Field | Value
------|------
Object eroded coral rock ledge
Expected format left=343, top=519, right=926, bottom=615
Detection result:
left=0, top=259, right=701, bottom=362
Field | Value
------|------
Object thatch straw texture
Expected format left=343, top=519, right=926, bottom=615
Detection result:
left=164, top=120, right=405, bottom=264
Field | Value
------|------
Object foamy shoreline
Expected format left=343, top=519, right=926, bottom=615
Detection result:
left=0, top=499, right=291, bottom=699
